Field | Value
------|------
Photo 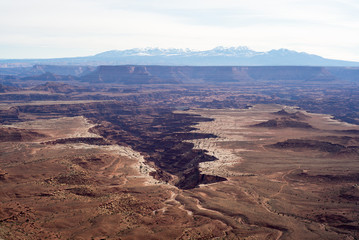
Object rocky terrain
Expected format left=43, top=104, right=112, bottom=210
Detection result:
left=0, top=127, right=45, bottom=142
left=0, top=66, right=359, bottom=239
left=30, top=82, right=90, bottom=93
left=182, top=105, right=359, bottom=239
left=14, top=101, right=226, bottom=189
left=0, top=84, right=18, bottom=93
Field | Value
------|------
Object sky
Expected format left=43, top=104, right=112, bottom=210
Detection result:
left=0, top=0, right=359, bottom=61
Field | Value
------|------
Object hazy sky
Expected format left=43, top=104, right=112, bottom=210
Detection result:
left=1, top=0, right=358, bottom=60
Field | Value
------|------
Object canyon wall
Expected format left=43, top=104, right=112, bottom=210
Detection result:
left=80, top=66, right=342, bottom=84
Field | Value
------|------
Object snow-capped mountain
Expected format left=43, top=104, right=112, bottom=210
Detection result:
left=90, top=46, right=358, bottom=66
left=1, top=46, right=359, bottom=66
left=95, top=48, right=192, bottom=57
left=94, top=46, right=260, bottom=58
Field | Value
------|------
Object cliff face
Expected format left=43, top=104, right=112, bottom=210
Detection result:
left=241, top=66, right=335, bottom=81
left=80, top=66, right=337, bottom=84
left=82, top=66, right=182, bottom=84
left=27, top=65, right=96, bottom=77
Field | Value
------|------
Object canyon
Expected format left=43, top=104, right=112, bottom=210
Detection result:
left=0, top=65, right=359, bottom=239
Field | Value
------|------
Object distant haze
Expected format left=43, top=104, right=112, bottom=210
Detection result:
left=0, top=0, right=358, bottom=61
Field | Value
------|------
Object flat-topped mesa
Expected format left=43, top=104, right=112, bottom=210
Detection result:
left=268, top=139, right=359, bottom=156
left=80, top=66, right=337, bottom=84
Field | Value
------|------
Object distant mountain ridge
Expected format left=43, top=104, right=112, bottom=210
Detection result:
left=1, top=46, right=359, bottom=67
left=79, top=66, right=358, bottom=85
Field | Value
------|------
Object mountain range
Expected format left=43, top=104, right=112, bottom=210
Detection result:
left=1, top=47, right=359, bottom=67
